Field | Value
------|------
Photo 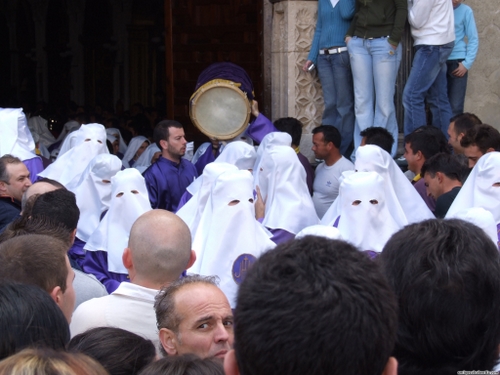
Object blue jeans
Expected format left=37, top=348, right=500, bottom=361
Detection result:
left=446, top=59, right=468, bottom=117
left=316, top=52, right=355, bottom=156
left=403, top=42, right=454, bottom=137
left=347, top=36, right=402, bottom=157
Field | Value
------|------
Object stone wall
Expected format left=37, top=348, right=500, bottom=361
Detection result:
left=463, top=0, right=500, bottom=128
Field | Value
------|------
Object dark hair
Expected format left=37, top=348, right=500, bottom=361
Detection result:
left=0, top=214, right=73, bottom=249
left=154, top=120, right=183, bottom=149
left=0, top=154, right=22, bottom=183
left=379, top=219, right=500, bottom=375
left=273, top=117, right=303, bottom=146
left=312, top=125, right=341, bottom=149
left=0, top=282, right=70, bottom=360
left=31, top=189, right=80, bottom=231
left=0, top=235, right=69, bottom=293
left=404, top=126, right=450, bottom=159
left=460, top=124, right=500, bottom=153
left=69, top=327, right=156, bottom=375
left=233, top=236, right=398, bottom=375
left=360, top=127, right=394, bottom=154
left=450, top=112, right=482, bottom=135
left=420, top=153, right=465, bottom=182
left=138, top=354, right=224, bottom=375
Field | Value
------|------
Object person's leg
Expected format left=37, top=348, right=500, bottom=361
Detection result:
left=446, top=59, right=468, bottom=117
left=403, top=45, right=442, bottom=136
left=371, top=37, right=402, bottom=157
left=331, top=51, right=355, bottom=156
left=348, top=36, right=374, bottom=152
left=427, top=42, right=454, bottom=137
left=316, top=54, right=338, bottom=127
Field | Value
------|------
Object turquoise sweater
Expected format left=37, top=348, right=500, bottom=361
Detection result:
left=448, top=3, right=478, bottom=70
left=307, top=0, right=356, bottom=64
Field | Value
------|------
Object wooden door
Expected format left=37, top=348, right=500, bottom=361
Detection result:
left=165, top=0, right=263, bottom=144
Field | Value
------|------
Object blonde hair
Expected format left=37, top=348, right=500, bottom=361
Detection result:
left=0, top=348, right=109, bottom=375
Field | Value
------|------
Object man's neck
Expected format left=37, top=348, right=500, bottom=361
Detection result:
left=131, top=274, right=172, bottom=291
left=441, top=179, right=462, bottom=196
left=324, top=152, right=342, bottom=167
left=162, top=152, right=181, bottom=164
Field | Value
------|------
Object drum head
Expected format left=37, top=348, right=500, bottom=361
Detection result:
left=190, top=81, right=251, bottom=140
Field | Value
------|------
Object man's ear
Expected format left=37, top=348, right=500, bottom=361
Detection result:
left=159, top=328, right=179, bottom=356
left=224, top=349, right=240, bottom=375
left=457, top=132, right=465, bottom=141
left=487, top=147, right=495, bottom=153
left=0, top=181, right=7, bottom=194
left=122, top=247, right=133, bottom=270
left=382, top=356, right=398, bottom=375
left=50, top=286, right=63, bottom=307
left=416, top=150, right=423, bottom=161
left=436, top=171, right=444, bottom=183
left=69, top=228, right=77, bottom=246
left=186, top=250, right=196, bottom=270
left=159, top=139, right=168, bottom=150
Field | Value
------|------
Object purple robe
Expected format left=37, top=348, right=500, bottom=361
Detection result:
left=257, top=218, right=295, bottom=245
left=176, top=191, right=193, bottom=212
left=297, top=152, right=314, bottom=196
left=143, top=156, right=198, bottom=212
left=194, top=145, right=219, bottom=176
left=69, top=237, right=86, bottom=270
left=245, top=114, right=278, bottom=144
left=497, top=223, right=500, bottom=250
left=24, top=157, right=44, bottom=183
left=82, top=250, right=129, bottom=294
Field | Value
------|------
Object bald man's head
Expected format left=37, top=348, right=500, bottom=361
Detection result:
left=22, top=179, right=64, bottom=210
left=126, top=210, right=192, bottom=287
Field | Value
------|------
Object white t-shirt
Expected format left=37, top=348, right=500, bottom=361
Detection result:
left=312, top=156, right=354, bottom=219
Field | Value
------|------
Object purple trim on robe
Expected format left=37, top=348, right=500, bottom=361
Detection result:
left=82, top=250, right=129, bottom=294
left=24, top=157, right=44, bottom=183
left=245, top=114, right=278, bottom=144
left=176, top=191, right=193, bottom=212
left=143, top=156, right=198, bottom=212
left=194, top=145, right=217, bottom=175
left=128, top=158, right=136, bottom=167
left=333, top=215, right=341, bottom=228
left=297, top=152, right=314, bottom=196
left=257, top=218, right=295, bottom=245
left=363, top=250, right=379, bottom=260
left=69, top=237, right=86, bottom=270
left=497, top=223, right=500, bottom=250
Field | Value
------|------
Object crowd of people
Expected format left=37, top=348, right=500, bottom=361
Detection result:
left=0, top=0, right=497, bottom=373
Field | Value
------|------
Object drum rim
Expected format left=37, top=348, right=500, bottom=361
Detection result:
left=189, top=81, right=251, bottom=141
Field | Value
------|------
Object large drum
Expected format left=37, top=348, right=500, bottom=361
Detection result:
left=190, top=62, right=254, bottom=140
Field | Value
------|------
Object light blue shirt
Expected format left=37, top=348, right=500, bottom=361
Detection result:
left=448, top=3, right=478, bottom=70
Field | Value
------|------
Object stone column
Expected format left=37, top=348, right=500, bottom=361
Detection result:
left=463, top=0, right=500, bottom=127
left=269, top=0, right=321, bottom=161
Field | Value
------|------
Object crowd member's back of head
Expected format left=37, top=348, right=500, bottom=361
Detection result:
left=273, top=117, right=303, bottom=147
left=138, top=354, right=224, bottom=375
left=360, top=126, right=395, bottom=155
left=226, top=236, right=398, bottom=375
left=451, top=112, right=482, bottom=137
left=379, top=219, right=500, bottom=374
left=0, top=348, right=108, bottom=375
left=0, top=282, right=70, bottom=361
left=404, top=125, right=450, bottom=160
left=21, top=177, right=65, bottom=210
left=69, top=327, right=155, bottom=375
left=461, top=124, right=500, bottom=155
left=0, top=234, right=75, bottom=322
left=31, top=189, right=79, bottom=232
